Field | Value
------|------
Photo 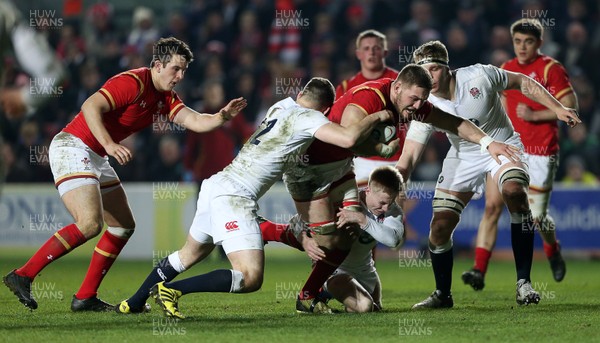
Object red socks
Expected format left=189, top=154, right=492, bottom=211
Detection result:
left=259, top=220, right=303, bottom=250
left=299, top=248, right=349, bottom=300
left=16, top=224, right=87, bottom=279
left=543, top=241, right=559, bottom=258
left=474, top=247, right=492, bottom=275
left=75, top=231, right=128, bottom=299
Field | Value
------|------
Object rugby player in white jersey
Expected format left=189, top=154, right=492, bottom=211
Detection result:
left=116, top=77, right=394, bottom=318
left=397, top=41, right=580, bottom=309
left=261, top=165, right=405, bottom=313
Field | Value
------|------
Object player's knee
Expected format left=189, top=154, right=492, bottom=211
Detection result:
left=348, top=298, right=374, bottom=313
left=499, top=168, right=529, bottom=200
left=429, top=219, right=453, bottom=246
left=483, top=201, right=503, bottom=220
left=77, top=217, right=104, bottom=238
left=236, top=269, right=263, bottom=293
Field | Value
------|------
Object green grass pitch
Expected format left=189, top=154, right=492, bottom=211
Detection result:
left=1, top=248, right=599, bottom=343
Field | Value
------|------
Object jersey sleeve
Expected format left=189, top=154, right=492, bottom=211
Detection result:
left=167, top=91, right=186, bottom=121
left=545, top=62, right=574, bottom=101
left=298, top=109, right=331, bottom=136
left=480, top=64, right=509, bottom=92
left=98, top=73, right=143, bottom=111
left=348, top=87, right=387, bottom=116
left=363, top=207, right=404, bottom=248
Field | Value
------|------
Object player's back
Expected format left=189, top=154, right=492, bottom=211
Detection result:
left=221, top=97, right=329, bottom=198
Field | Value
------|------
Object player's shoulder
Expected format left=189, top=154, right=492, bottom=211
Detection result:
left=538, top=55, right=567, bottom=74
left=501, top=57, right=519, bottom=70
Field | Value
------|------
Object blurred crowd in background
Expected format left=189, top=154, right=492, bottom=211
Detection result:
left=1, top=0, right=599, bottom=188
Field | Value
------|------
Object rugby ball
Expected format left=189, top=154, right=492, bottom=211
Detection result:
left=371, top=123, right=397, bottom=143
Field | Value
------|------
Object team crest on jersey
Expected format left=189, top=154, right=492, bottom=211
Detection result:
left=139, top=100, right=147, bottom=108
left=469, top=87, right=482, bottom=99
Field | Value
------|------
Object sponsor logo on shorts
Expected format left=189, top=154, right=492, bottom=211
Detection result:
left=225, top=221, right=239, bottom=231
left=438, top=175, right=444, bottom=183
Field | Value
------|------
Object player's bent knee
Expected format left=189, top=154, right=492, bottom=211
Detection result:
left=432, top=189, right=466, bottom=216
left=499, top=168, right=529, bottom=199
left=236, top=269, right=262, bottom=293
left=107, top=226, right=134, bottom=239
left=77, top=219, right=104, bottom=237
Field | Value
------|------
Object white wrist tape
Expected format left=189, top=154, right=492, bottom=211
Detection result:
left=479, top=135, right=494, bottom=154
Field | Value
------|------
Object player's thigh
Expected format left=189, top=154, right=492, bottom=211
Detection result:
left=483, top=173, right=504, bottom=216
left=61, top=184, right=104, bottom=237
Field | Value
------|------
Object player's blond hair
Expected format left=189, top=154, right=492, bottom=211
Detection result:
left=510, top=18, right=544, bottom=41
left=356, top=29, right=388, bottom=50
left=369, top=166, right=404, bottom=196
left=413, top=40, right=449, bottom=66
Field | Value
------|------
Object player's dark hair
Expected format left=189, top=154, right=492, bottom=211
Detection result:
left=394, top=64, right=433, bottom=90
left=412, top=40, right=449, bottom=66
left=369, top=166, right=404, bottom=194
left=151, top=37, right=194, bottom=67
left=356, top=29, right=387, bottom=50
left=510, top=18, right=544, bottom=41
left=301, top=77, right=335, bottom=109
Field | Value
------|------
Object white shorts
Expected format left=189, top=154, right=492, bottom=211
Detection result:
left=49, top=132, right=121, bottom=197
left=188, top=174, right=263, bottom=254
left=353, top=157, right=396, bottom=186
left=324, top=267, right=380, bottom=295
left=437, top=135, right=528, bottom=197
left=525, top=153, right=557, bottom=191
left=283, top=159, right=354, bottom=201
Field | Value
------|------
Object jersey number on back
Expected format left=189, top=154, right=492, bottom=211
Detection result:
left=251, top=119, right=277, bottom=145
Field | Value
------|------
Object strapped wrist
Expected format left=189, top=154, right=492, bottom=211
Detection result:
left=479, top=135, right=494, bottom=153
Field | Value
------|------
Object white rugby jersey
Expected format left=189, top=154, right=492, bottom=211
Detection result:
left=220, top=97, right=330, bottom=198
left=407, top=64, right=516, bottom=154
left=339, top=196, right=404, bottom=274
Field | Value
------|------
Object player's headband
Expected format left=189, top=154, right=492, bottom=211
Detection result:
left=416, top=58, right=449, bottom=67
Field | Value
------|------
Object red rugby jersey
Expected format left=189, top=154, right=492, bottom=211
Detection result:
left=307, top=78, right=432, bottom=165
left=502, top=55, right=573, bottom=156
left=64, top=67, right=185, bottom=156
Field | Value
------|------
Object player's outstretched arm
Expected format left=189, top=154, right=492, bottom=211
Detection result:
left=81, top=92, right=133, bottom=165
left=506, top=71, right=580, bottom=127
left=396, top=121, right=433, bottom=181
left=425, top=106, right=520, bottom=164
left=314, top=109, right=391, bottom=148
left=174, top=97, right=247, bottom=133
left=515, top=92, right=578, bottom=122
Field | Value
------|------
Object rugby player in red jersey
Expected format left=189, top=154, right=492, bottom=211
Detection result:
left=3, top=37, right=246, bottom=311
left=268, top=64, right=520, bottom=312
left=462, top=19, right=578, bottom=290
left=336, top=29, right=400, bottom=187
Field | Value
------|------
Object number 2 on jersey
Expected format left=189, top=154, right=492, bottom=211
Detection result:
left=251, top=119, right=277, bottom=145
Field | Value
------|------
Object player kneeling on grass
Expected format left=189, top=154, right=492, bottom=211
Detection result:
left=116, top=77, right=395, bottom=318
left=260, top=166, right=405, bottom=313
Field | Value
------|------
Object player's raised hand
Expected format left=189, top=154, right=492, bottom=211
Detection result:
left=105, top=143, right=133, bottom=165
left=219, top=97, right=247, bottom=120
left=556, top=107, right=581, bottom=128
left=487, top=141, right=521, bottom=164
